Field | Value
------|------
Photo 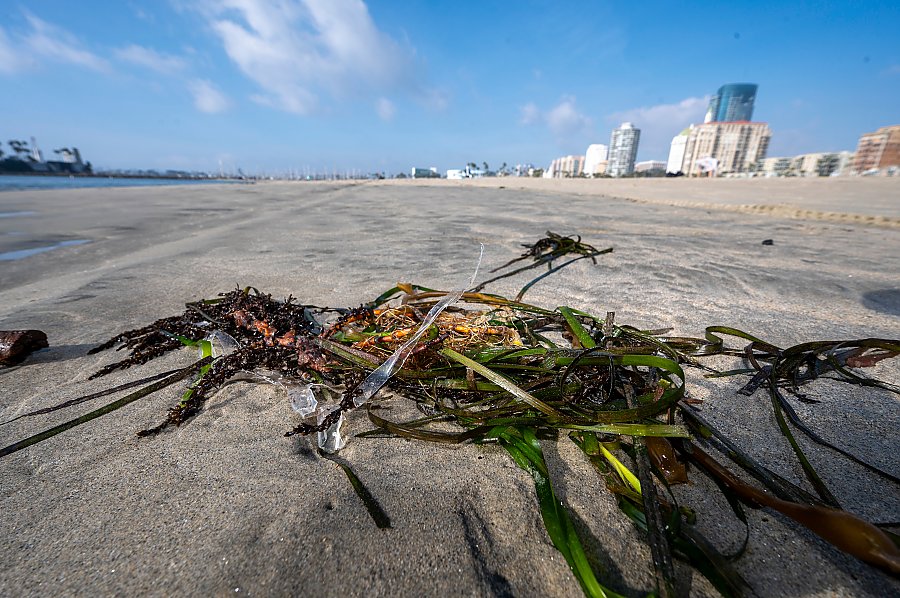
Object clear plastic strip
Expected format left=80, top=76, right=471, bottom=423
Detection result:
left=352, top=244, right=485, bottom=407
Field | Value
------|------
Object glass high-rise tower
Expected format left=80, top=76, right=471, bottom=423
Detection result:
left=706, top=83, right=757, bottom=123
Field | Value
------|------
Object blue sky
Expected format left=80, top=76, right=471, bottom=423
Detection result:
left=1, top=1, right=897, bottom=174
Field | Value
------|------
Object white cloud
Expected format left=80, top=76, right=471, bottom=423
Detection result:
left=189, top=79, right=230, bottom=113
left=375, top=97, right=395, bottom=121
left=0, top=27, right=28, bottom=73
left=609, top=96, right=709, bottom=128
left=3, top=10, right=233, bottom=119
left=519, top=102, right=540, bottom=125
left=130, top=2, right=156, bottom=23
left=116, top=44, right=187, bottom=73
left=520, top=97, right=593, bottom=139
left=22, top=13, right=109, bottom=72
left=190, top=0, right=418, bottom=115
left=608, top=96, right=709, bottom=159
left=419, top=87, right=449, bottom=112
left=546, top=97, right=593, bottom=137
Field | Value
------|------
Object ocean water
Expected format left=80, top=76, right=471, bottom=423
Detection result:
left=0, top=239, right=91, bottom=261
left=0, top=174, right=243, bottom=192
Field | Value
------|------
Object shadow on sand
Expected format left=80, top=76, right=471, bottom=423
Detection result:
left=861, top=289, right=900, bottom=317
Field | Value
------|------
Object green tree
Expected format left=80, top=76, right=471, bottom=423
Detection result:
left=8, top=140, right=31, bottom=160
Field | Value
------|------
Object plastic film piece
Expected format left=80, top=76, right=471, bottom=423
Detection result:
left=206, top=330, right=240, bottom=357
left=289, top=383, right=341, bottom=418
left=352, top=244, right=485, bottom=408
left=317, top=405, right=346, bottom=453
left=289, top=385, right=318, bottom=417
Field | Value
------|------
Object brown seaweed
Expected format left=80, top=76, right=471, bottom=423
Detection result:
left=2, top=232, right=899, bottom=597
left=0, top=329, right=48, bottom=366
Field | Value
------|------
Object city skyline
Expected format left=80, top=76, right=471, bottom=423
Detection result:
left=1, top=1, right=898, bottom=174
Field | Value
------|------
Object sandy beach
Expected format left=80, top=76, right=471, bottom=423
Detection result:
left=1, top=178, right=898, bottom=597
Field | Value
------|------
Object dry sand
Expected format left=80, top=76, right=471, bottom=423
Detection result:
left=1, top=178, right=898, bottom=597
left=399, top=176, right=900, bottom=226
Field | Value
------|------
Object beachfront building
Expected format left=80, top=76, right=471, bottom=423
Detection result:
left=757, top=151, right=854, bottom=177
left=634, top=161, right=666, bottom=176
left=808, top=152, right=851, bottom=177
left=681, top=121, right=770, bottom=177
left=513, top=164, right=536, bottom=177
left=792, top=153, right=827, bottom=177
left=1, top=137, right=90, bottom=175
left=758, top=157, right=792, bottom=177
left=812, top=153, right=842, bottom=176
left=583, top=144, right=609, bottom=177
left=790, top=152, right=853, bottom=177
left=706, top=83, right=758, bottom=123
left=666, top=127, right=692, bottom=174
left=832, top=151, right=855, bottom=176
left=547, top=155, right=585, bottom=178
left=411, top=167, right=440, bottom=178
left=852, top=125, right=900, bottom=174
left=608, top=122, right=640, bottom=177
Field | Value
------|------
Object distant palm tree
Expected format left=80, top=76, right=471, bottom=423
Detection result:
left=8, top=140, right=31, bottom=159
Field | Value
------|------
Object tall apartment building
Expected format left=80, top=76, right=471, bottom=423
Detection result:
left=853, top=125, right=900, bottom=173
left=679, top=121, right=771, bottom=176
left=547, top=154, right=585, bottom=178
left=584, top=144, right=609, bottom=176
left=705, top=83, right=758, bottom=123
left=607, top=122, right=640, bottom=177
left=666, top=127, right=692, bottom=174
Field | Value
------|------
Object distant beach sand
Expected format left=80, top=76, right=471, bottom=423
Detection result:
left=381, top=176, right=900, bottom=226
left=1, top=178, right=898, bottom=596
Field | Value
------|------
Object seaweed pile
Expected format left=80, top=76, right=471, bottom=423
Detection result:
left=2, top=233, right=899, bottom=597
